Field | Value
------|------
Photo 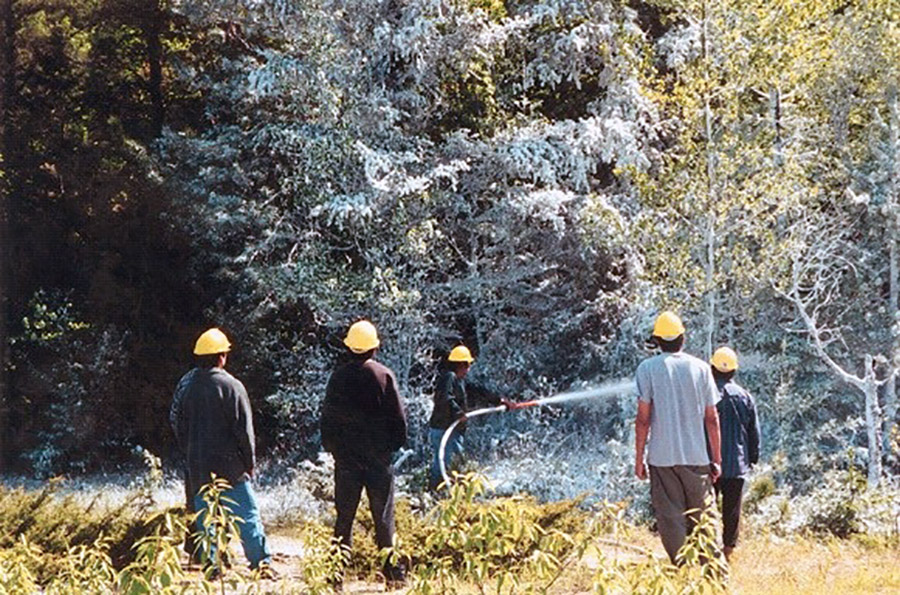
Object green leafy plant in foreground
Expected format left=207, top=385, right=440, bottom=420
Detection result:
left=375, top=473, right=729, bottom=594
left=47, top=537, right=117, bottom=594
left=118, top=510, right=188, bottom=594
left=192, top=475, right=246, bottom=593
left=0, top=537, right=42, bottom=593
left=300, top=523, right=347, bottom=595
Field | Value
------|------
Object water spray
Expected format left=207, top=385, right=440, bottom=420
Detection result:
left=438, top=380, right=636, bottom=486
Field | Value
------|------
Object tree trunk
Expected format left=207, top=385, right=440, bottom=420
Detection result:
left=884, top=83, right=899, bottom=457
left=701, top=0, right=717, bottom=359
left=770, top=86, right=784, bottom=167
left=0, top=0, right=13, bottom=473
left=144, top=0, right=164, bottom=137
left=863, top=355, right=883, bottom=486
left=790, top=285, right=885, bottom=486
left=704, top=218, right=715, bottom=358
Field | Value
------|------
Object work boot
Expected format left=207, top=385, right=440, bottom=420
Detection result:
left=202, top=563, right=221, bottom=582
left=383, top=561, right=407, bottom=589
left=327, top=572, right=344, bottom=593
left=255, top=561, right=279, bottom=580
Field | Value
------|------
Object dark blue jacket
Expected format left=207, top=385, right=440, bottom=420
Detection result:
left=429, top=371, right=468, bottom=430
left=716, top=378, right=760, bottom=478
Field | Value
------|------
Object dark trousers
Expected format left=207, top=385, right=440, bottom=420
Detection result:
left=333, top=458, right=396, bottom=550
left=714, top=477, right=744, bottom=548
left=649, top=465, right=714, bottom=564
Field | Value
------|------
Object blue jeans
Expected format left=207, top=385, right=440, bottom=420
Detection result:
left=194, top=480, right=272, bottom=569
left=430, top=427, right=464, bottom=488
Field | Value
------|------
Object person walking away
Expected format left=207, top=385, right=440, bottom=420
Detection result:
left=174, top=327, right=275, bottom=579
left=709, top=346, right=760, bottom=561
left=428, top=345, right=474, bottom=490
left=320, top=320, right=408, bottom=587
left=633, top=311, right=723, bottom=564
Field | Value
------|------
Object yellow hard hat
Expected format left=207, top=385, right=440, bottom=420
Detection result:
left=344, top=320, right=380, bottom=353
left=710, top=346, right=739, bottom=372
left=194, top=328, right=232, bottom=355
left=448, top=345, right=474, bottom=363
left=652, top=311, right=685, bottom=340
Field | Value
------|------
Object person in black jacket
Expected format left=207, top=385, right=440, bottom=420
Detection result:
left=428, top=345, right=474, bottom=490
left=320, top=320, right=407, bottom=585
left=172, top=328, right=274, bottom=578
left=710, top=346, right=761, bottom=561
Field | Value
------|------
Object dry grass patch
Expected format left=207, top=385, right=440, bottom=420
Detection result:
left=726, top=533, right=900, bottom=594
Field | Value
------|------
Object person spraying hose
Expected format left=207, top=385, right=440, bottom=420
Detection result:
left=428, top=345, right=474, bottom=490
left=428, top=345, right=514, bottom=490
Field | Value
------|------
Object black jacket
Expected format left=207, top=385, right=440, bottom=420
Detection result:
left=175, top=367, right=256, bottom=489
left=715, top=378, right=761, bottom=478
left=429, top=371, right=468, bottom=430
left=320, top=358, right=407, bottom=466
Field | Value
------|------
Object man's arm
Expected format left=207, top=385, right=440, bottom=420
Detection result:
left=382, top=369, right=407, bottom=452
left=320, top=373, right=339, bottom=453
left=704, top=405, right=722, bottom=482
left=170, top=369, right=195, bottom=451
left=747, top=395, right=761, bottom=466
left=231, top=383, right=256, bottom=476
left=634, top=400, right=651, bottom=480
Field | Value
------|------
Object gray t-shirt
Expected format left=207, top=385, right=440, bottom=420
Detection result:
left=635, top=352, right=720, bottom=467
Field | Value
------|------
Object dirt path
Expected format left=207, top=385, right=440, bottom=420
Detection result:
left=182, top=533, right=405, bottom=593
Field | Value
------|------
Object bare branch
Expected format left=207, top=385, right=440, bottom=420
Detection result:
left=786, top=275, right=865, bottom=390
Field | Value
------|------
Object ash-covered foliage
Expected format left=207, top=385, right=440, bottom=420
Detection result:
left=2, top=0, right=899, bottom=506
left=154, top=0, right=649, bottom=462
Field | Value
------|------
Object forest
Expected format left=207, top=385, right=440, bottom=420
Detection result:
left=0, top=0, right=899, bottom=592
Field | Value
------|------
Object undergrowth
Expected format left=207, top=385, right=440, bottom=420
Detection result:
left=0, top=475, right=277, bottom=593
left=8, top=466, right=895, bottom=593
left=300, top=472, right=729, bottom=594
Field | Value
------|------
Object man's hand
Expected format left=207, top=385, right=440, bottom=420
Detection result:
left=500, top=398, right=516, bottom=410
left=635, top=459, right=647, bottom=480
left=709, top=462, right=721, bottom=483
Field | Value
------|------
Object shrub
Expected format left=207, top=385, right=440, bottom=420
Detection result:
left=744, top=473, right=776, bottom=513
left=0, top=538, right=42, bottom=593
left=388, top=474, right=726, bottom=594
left=802, top=467, right=867, bottom=538
left=300, top=523, right=346, bottom=594
left=0, top=480, right=145, bottom=580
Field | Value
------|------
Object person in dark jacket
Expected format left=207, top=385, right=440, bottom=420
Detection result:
left=709, top=346, right=761, bottom=561
left=320, top=320, right=407, bottom=585
left=428, top=345, right=474, bottom=490
left=173, top=328, right=274, bottom=577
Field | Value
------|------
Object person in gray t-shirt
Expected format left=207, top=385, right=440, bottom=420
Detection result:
left=634, top=311, right=722, bottom=564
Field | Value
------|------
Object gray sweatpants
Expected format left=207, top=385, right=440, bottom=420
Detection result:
left=649, top=465, right=714, bottom=563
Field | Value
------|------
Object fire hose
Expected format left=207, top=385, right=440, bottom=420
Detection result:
left=437, top=383, right=635, bottom=487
